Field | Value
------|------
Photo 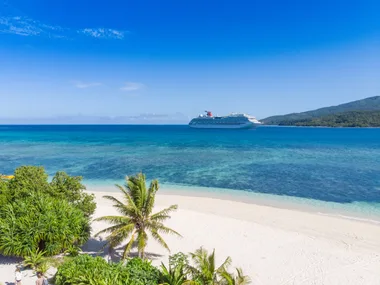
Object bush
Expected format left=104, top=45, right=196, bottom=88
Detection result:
left=0, top=179, right=9, bottom=205
left=64, top=245, right=82, bottom=257
left=0, top=194, right=90, bottom=257
left=23, top=249, right=46, bottom=270
left=54, top=255, right=129, bottom=285
left=169, top=252, right=189, bottom=270
left=159, top=252, right=191, bottom=285
left=125, top=257, right=160, bottom=285
left=54, top=255, right=160, bottom=285
left=0, top=166, right=95, bottom=258
left=49, top=171, right=96, bottom=217
left=2, top=166, right=96, bottom=217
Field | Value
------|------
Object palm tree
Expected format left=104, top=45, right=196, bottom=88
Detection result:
left=159, top=262, right=197, bottom=285
left=187, top=248, right=251, bottom=285
left=94, top=173, right=181, bottom=259
left=187, top=247, right=231, bottom=285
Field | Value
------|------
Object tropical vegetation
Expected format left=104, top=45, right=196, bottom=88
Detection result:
left=54, top=248, right=250, bottom=285
left=284, top=110, right=380, bottom=127
left=261, top=95, right=380, bottom=126
left=0, top=166, right=95, bottom=257
left=0, top=167, right=251, bottom=284
left=186, top=248, right=251, bottom=285
left=54, top=254, right=162, bottom=285
left=95, top=173, right=181, bottom=259
left=54, top=254, right=131, bottom=285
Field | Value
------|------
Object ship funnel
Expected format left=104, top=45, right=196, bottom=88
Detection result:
left=205, top=110, right=213, bottom=117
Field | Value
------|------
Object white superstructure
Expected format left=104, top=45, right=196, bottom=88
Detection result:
left=189, top=111, right=262, bottom=129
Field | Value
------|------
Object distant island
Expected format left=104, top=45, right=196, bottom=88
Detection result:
left=261, top=96, right=380, bottom=127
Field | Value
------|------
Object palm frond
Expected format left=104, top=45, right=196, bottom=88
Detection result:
left=235, top=268, right=251, bottom=285
left=209, top=249, right=216, bottom=275
left=122, top=231, right=136, bottom=259
left=114, top=183, right=129, bottom=198
left=126, top=174, right=146, bottom=210
left=151, top=229, right=170, bottom=252
left=145, top=179, right=159, bottom=215
left=219, top=269, right=234, bottom=285
left=148, top=223, right=182, bottom=237
left=217, top=256, right=232, bottom=273
left=93, top=215, right=130, bottom=224
left=150, top=204, right=178, bottom=221
left=94, top=222, right=130, bottom=237
left=102, top=194, right=125, bottom=207
left=113, top=185, right=140, bottom=215
left=100, top=223, right=135, bottom=248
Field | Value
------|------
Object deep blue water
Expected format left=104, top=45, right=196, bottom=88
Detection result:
left=1, top=125, right=380, bottom=205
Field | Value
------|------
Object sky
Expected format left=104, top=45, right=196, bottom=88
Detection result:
left=0, top=0, right=379, bottom=122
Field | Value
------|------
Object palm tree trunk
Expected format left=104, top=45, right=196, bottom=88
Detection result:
left=138, top=248, right=145, bottom=259
left=141, top=248, right=145, bottom=259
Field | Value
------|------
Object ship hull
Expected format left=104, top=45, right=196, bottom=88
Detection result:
left=189, top=122, right=258, bottom=129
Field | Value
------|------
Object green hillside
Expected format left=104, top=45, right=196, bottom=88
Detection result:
left=262, top=96, right=380, bottom=125
left=280, top=110, right=380, bottom=127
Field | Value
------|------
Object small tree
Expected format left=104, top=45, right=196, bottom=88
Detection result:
left=0, top=166, right=94, bottom=257
left=187, top=247, right=251, bottom=285
left=0, top=194, right=90, bottom=257
left=50, top=171, right=96, bottom=216
left=95, top=173, right=181, bottom=259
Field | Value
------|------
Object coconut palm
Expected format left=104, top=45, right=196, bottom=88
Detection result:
left=187, top=247, right=232, bottom=285
left=187, top=248, right=251, bottom=285
left=95, top=173, right=181, bottom=259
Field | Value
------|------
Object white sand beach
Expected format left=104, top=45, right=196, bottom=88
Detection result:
left=1, top=189, right=380, bottom=285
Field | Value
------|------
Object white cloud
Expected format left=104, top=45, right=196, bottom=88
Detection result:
left=120, top=82, right=144, bottom=92
left=73, top=81, right=102, bottom=89
left=0, top=16, right=127, bottom=40
left=0, top=16, right=46, bottom=36
left=80, top=28, right=127, bottom=40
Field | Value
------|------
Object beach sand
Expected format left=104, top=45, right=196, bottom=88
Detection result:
left=1, top=189, right=380, bottom=285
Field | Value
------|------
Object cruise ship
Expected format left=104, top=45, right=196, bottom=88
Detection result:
left=189, top=111, right=262, bottom=129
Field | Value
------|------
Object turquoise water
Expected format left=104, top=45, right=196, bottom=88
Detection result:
left=1, top=125, right=380, bottom=216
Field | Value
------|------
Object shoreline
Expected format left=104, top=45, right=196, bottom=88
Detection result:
left=86, top=184, right=380, bottom=225
left=2, top=187, right=380, bottom=285
left=89, top=189, right=380, bottom=284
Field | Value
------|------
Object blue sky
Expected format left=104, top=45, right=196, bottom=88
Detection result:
left=0, top=0, right=379, bottom=122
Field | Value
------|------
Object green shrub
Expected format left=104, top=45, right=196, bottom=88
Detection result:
left=159, top=252, right=192, bottom=285
left=49, top=171, right=96, bottom=217
left=64, top=245, right=82, bottom=257
left=54, top=255, right=160, bottom=285
left=169, top=252, right=189, bottom=270
left=0, top=179, right=10, bottom=205
left=0, top=166, right=95, bottom=258
left=23, top=249, right=46, bottom=269
left=125, top=257, right=160, bottom=285
left=2, top=166, right=96, bottom=217
left=0, top=195, right=90, bottom=257
left=6, top=166, right=50, bottom=201
left=54, top=255, right=130, bottom=285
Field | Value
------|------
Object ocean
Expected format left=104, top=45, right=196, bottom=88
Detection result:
left=1, top=125, right=380, bottom=219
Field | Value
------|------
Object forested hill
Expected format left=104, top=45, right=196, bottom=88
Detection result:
left=262, top=96, right=380, bottom=126
left=278, top=110, right=380, bottom=127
